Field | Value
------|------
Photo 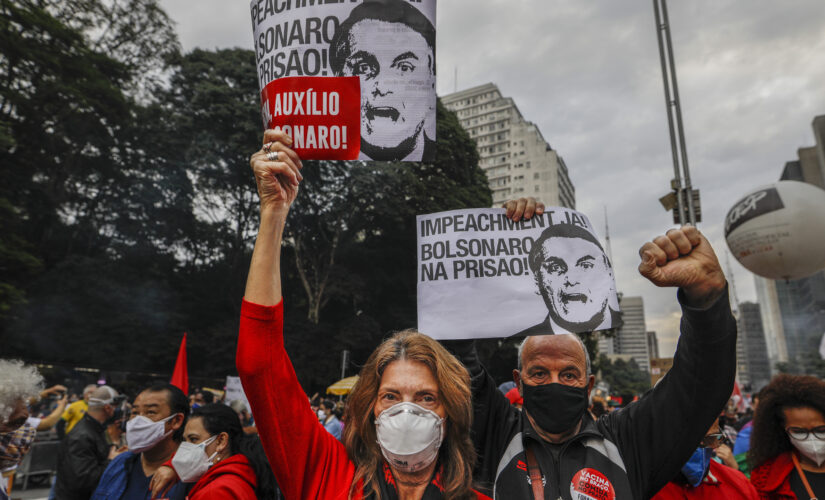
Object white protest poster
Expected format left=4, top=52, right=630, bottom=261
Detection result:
left=250, top=0, right=437, bottom=162
left=225, top=376, right=251, bottom=412
left=417, top=208, right=621, bottom=340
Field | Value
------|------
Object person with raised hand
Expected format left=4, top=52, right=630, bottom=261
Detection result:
left=446, top=197, right=737, bottom=499
left=235, top=130, right=489, bottom=499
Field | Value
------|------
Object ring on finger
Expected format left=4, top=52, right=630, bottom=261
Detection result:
left=266, top=151, right=279, bottom=162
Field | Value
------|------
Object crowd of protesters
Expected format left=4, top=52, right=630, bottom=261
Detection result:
left=0, top=367, right=281, bottom=500
left=1, top=129, right=823, bottom=500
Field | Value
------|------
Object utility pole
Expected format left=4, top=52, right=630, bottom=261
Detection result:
left=653, top=0, right=700, bottom=225
left=604, top=206, right=615, bottom=267
left=340, top=349, right=349, bottom=380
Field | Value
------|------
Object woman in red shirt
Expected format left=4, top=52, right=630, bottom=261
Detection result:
left=150, top=404, right=278, bottom=499
left=234, top=129, right=489, bottom=499
left=749, top=374, right=825, bottom=499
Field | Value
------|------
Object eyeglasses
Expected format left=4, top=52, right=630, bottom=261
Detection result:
left=700, top=433, right=727, bottom=449
left=786, top=426, right=825, bottom=441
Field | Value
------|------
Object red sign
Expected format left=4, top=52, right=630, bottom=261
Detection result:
left=569, top=468, right=616, bottom=500
left=260, top=76, right=360, bottom=160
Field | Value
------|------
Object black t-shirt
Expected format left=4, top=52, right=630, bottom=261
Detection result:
left=789, top=468, right=825, bottom=499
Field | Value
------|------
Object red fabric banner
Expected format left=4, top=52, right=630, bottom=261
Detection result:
left=170, top=333, right=188, bottom=395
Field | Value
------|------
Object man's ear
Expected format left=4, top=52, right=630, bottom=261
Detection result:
left=169, top=412, right=185, bottom=432
left=587, top=375, right=596, bottom=397
left=513, top=369, right=522, bottom=395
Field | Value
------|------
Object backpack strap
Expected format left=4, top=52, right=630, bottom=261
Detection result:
left=525, top=442, right=545, bottom=500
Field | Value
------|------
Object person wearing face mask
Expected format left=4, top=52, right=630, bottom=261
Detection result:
left=92, top=383, right=189, bottom=500
left=749, top=374, right=825, bottom=499
left=445, top=198, right=737, bottom=499
left=651, top=419, right=758, bottom=498
left=146, top=403, right=279, bottom=499
left=55, top=385, right=125, bottom=499
left=235, top=130, right=490, bottom=499
left=321, top=400, right=344, bottom=440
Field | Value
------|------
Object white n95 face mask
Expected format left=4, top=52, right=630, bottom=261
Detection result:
left=375, top=402, right=444, bottom=473
left=125, top=414, right=177, bottom=453
left=172, top=435, right=218, bottom=482
left=790, top=434, right=825, bottom=466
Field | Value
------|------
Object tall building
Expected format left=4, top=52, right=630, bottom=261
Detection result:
left=442, top=83, right=575, bottom=208
left=754, top=276, right=788, bottom=372
left=738, top=302, right=772, bottom=390
left=754, top=114, right=825, bottom=372
left=734, top=307, right=750, bottom=386
left=605, top=296, right=651, bottom=374
left=646, top=331, right=659, bottom=360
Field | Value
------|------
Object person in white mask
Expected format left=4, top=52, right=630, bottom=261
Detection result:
left=750, top=374, right=825, bottom=499
left=91, top=383, right=189, bottom=500
left=147, top=403, right=278, bottom=499
left=236, top=129, right=489, bottom=499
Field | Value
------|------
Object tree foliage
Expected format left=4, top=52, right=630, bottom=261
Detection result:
left=596, top=354, right=651, bottom=403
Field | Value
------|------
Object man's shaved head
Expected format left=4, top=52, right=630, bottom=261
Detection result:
left=518, top=334, right=591, bottom=377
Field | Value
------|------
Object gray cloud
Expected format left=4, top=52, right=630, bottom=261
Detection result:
left=162, top=0, right=825, bottom=356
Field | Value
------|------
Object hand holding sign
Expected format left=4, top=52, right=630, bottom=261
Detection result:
left=637, top=226, right=726, bottom=308
left=502, top=197, right=546, bottom=221
left=249, top=129, right=303, bottom=216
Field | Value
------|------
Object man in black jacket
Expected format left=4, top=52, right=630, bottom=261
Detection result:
left=449, top=199, right=737, bottom=499
left=55, top=386, right=123, bottom=499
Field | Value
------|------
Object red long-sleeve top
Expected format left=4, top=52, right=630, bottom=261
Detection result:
left=237, top=299, right=356, bottom=499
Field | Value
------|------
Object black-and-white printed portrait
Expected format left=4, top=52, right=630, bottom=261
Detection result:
left=514, top=224, right=620, bottom=336
left=329, top=0, right=436, bottom=162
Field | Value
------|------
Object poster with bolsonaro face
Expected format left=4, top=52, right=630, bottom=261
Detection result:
left=250, top=0, right=437, bottom=162
left=417, top=208, right=622, bottom=340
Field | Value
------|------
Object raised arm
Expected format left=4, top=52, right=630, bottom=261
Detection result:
left=443, top=339, right=520, bottom=491
left=236, top=131, right=354, bottom=499
left=605, top=226, right=735, bottom=497
left=243, top=129, right=301, bottom=306
left=36, top=394, right=69, bottom=431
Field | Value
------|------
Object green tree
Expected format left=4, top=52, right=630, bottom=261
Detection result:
left=1, top=0, right=189, bottom=371
left=596, top=354, right=651, bottom=403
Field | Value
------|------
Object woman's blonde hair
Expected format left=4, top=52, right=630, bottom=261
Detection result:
left=343, top=330, right=476, bottom=499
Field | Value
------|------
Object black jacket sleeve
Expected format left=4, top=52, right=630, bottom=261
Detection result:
left=600, top=286, right=737, bottom=498
left=442, top=340, right=521, bottom=489
left=63, top=431, right=109, bottom=495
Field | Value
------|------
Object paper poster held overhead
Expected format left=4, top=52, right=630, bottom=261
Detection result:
left=250, top=0, right=437, bottom=162
left=417, top=208, right=621, bottom=340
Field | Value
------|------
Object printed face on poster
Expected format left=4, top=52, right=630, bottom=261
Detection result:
left=417, top=208, right=621, bottom=340
left=250, top=0, right=437, bottom=162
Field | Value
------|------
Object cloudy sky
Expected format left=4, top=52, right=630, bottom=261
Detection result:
left=160, top=0, right=825, bottom=356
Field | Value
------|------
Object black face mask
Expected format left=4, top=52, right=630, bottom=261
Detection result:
left=521, top=382, right=588, bottom=434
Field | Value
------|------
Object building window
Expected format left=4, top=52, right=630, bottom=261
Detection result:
left=534, top=185, right=540, bottom=192
left=534, top=173, right=540, bottom=179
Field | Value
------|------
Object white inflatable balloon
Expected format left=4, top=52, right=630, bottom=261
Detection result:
left=725, top=181, right=825, bottom=280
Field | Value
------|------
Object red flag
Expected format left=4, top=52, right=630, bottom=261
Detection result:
left=732, top=380, right=746, bottom=413
left=171, top=333, right=188, bottom=395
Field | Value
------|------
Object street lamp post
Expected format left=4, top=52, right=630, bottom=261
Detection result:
left=653, top=0, right=700, bottom=225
